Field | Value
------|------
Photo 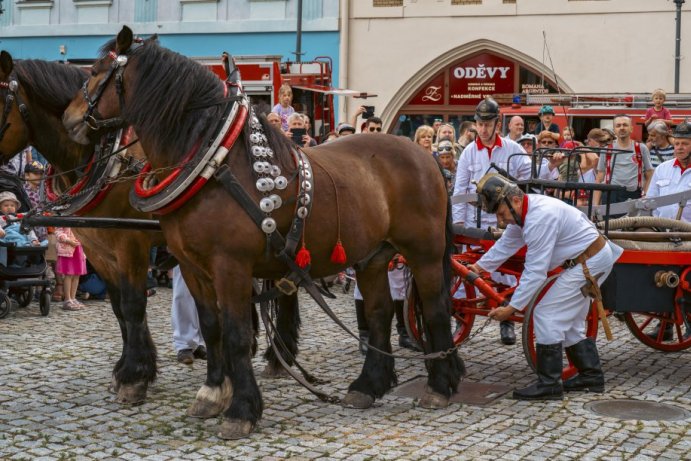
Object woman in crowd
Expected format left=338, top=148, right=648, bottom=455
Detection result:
left=435, top=124, right=462, bottom=158
left=414, top=125, right=435, bottom=155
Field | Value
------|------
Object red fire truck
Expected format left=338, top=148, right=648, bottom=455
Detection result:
left=197, top=55, right=372, bottom=142
left=498, top=93, right=691, bottom=142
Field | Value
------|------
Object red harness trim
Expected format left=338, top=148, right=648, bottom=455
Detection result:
left=45, top=150, right=113, bottom=216
left=605, top=142, right=643, bottom=190
left=149, top=103, right=249, bottom=215
left=44, top=129, right=135, bottom=215
left=133, top=139, right=202, bottom=199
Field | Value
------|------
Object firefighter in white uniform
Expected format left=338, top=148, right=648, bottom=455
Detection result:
left=647, top=120, right=691, bottom=221
left=470, top=173, right=623, bottom=400
left=645, top=120, right=691, bottom=340
left=453, top=98, right=562, bottom=345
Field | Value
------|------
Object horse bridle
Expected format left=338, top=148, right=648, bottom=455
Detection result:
left=0, top=73, right=30, bottom=142
left=82, top=42, right=143, bottom=131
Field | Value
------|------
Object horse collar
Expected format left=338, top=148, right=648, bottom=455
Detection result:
left=45, top=129, right=129, bottom=216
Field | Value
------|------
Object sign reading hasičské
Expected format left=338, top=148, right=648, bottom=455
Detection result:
left=449, top=53, right=514, bottom=106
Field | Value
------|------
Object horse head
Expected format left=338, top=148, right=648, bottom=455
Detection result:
left=0, top=51, right=31, bottom=160
left=63, top=25, right=223, bottom=167
left=63, top=26, right=141, bottom=145
left=0, top=50, right=96, bottom=176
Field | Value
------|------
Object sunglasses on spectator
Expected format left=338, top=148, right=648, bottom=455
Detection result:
left=540, top=140, right=557, bottom=145
left=438, top=146, right=454, bottom=152
left=368, top=127, right=382, bottom=132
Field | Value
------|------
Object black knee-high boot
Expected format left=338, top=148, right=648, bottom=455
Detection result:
left=564, top=338, right=605, bottom=393
left=394, top=300, right=419, bottom=351
left=513, top=343, right=564, bottom=400
left=355, top=299, right=368, bottom=355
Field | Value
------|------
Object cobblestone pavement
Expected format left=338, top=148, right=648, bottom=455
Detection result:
left=0, top=287, right=689, bottom=460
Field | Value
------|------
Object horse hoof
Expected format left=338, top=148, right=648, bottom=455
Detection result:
left=260, top=364, right=290, bottom=379
left=116, top=381, right=148, bottom=406
left=341, top=391, right=374, bottom=409
left=419, top=389, right=450, bottom=409
left=187, top=379, right=233, bottom=419
left=108, top=376, right=120, bottom=394
left=218, top=418, right=254, bottom=440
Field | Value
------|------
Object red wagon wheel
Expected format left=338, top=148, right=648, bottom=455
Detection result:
left=623, top=311, right=691, bottom=352
left=405, top=272, right=477, bottom=350
left=405, top=257, right=506, bottom=349
left=521, top=274, right=600, bottom=380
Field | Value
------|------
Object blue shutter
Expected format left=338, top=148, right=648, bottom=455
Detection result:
left=134, top=0, right=157, bottom=23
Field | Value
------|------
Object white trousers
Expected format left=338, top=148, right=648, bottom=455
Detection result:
left=353, top=267, right=408, bottom=301
left=533, top=242, right=622, bottom=346
left=171, top=266, right=205, bottom=352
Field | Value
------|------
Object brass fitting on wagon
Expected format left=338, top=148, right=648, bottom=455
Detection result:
left=654, top=271, right=680, bottom=288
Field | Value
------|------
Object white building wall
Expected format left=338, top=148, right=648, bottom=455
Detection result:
left=343, top=0, right=691, bottom=127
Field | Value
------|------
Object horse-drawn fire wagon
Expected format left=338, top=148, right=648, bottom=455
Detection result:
left=406, top=166, right=691, bottom=380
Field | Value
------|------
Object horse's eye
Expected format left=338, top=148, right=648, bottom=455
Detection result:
left=90, top=68, right=97, bottom=77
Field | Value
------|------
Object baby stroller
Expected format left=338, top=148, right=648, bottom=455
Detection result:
left=0, top=173, right=51, bottom=319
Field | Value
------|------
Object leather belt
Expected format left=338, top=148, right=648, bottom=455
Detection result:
left=563, top=234, right=606, bottom=269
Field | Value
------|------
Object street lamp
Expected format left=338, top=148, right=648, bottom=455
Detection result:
left=674, top=0, right=685, bottom=93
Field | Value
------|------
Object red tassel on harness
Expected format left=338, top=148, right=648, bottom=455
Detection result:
left=330, top=240, right=347, bottom=265
left=295, top=245, right=311, bottom=268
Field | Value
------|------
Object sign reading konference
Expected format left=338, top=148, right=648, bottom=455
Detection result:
left=448, top=53, right=514, bottom=106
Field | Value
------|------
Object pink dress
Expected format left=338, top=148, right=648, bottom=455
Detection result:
left=55, top=227, right=87, bottom=276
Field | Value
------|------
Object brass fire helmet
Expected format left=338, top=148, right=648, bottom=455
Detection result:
left=474, top=173, right=519, bottom=213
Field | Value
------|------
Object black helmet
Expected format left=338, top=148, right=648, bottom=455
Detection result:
left=475, top=97, right=500, bottom=122
left=475, top=173, right=519, bottom=213
left=673, top=120, right=691, bottom=139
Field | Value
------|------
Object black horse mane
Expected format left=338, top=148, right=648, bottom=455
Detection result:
left=116, top=41, right=233, bottom=162
left=14, top=60, right=87, bottom=114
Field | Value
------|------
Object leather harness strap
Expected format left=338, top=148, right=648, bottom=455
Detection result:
left=563, top=234, right=613, bottom=340
left=213, top=164, right=452, bottom=361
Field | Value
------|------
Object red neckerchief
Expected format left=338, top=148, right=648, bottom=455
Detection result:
left=674, top=159, right=690, bottom=173
left=520, top=194, right=529, bottom=227
left=475, top=135, right=503, bottom=159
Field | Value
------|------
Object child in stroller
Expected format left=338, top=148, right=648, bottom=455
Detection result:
left=0, top=191, right=42, bottom=249
left=0, top=180, right=51, bottom=319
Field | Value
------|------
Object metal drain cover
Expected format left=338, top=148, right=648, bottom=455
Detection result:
left=586, top=399, right=690, bottom=421
left=392, top=377, right=511, bottom=405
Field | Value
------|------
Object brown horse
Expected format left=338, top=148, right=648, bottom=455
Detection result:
left=0, top=51, right=160, bottom=404
left=0, top=50, right=298, bottom=414
left=62, top=26, right=463, bottom=440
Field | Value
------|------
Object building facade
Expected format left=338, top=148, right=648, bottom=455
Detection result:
left=0, top=0, right=339, bottom=78
left=341, top=0, right=691, bottom=136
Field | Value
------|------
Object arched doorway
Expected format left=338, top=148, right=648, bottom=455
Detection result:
left=382, top=40, right=572, bottom=139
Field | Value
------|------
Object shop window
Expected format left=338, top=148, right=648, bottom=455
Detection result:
left=519, top=67, right=558, bottom=96
left=391, top=114, right=444, bottom=138
left=373, top=0, right=402, bottom=7
left=503, top=0, right=516, bottom=3
left=452, top=0, right=482, bottom=5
